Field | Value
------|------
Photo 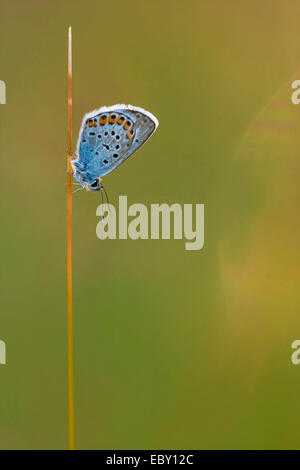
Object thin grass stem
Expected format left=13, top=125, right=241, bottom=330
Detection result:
left=67, top=25, right=75, bottom=451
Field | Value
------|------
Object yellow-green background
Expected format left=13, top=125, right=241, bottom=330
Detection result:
left=1, top=0, right=300, bottom=450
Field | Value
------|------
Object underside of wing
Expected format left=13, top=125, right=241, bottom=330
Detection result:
left=75, top=104, right=158, bottom=179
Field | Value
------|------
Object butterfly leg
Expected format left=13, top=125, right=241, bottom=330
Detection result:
left=66, top=168, right=85, bottom=189
left=67, top=151, right=77, bottom=160
left=66, top=167, right=80, bottom=180
left=72, top=187, right=85, bottom=194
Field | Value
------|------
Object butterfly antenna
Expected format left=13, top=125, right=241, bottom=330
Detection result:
left=100, top=187, right=105, bottom=221
left=102, top=184, right=110, bottom=208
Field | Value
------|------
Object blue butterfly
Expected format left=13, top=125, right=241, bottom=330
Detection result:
left=70, top=104, right=158, bottom=193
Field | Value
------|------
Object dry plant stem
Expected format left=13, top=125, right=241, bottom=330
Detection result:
left=67, top=26, right=75, bottom=451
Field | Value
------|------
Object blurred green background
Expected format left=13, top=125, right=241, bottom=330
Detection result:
left=1, top=0, right=300, bottom=450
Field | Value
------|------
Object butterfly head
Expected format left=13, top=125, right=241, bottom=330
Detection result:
left=87, top=177, right=109, bottom=211
left=87, top=178, right=103, bottom=191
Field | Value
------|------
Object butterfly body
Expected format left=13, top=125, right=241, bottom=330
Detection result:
left=71, top=104, right=158, bottom=191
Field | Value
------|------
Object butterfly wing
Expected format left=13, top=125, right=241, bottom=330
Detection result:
left=74, top=104, right=158, bottom=181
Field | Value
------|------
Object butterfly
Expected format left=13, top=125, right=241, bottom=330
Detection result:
left=70, top=104, right=158, bottom=193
